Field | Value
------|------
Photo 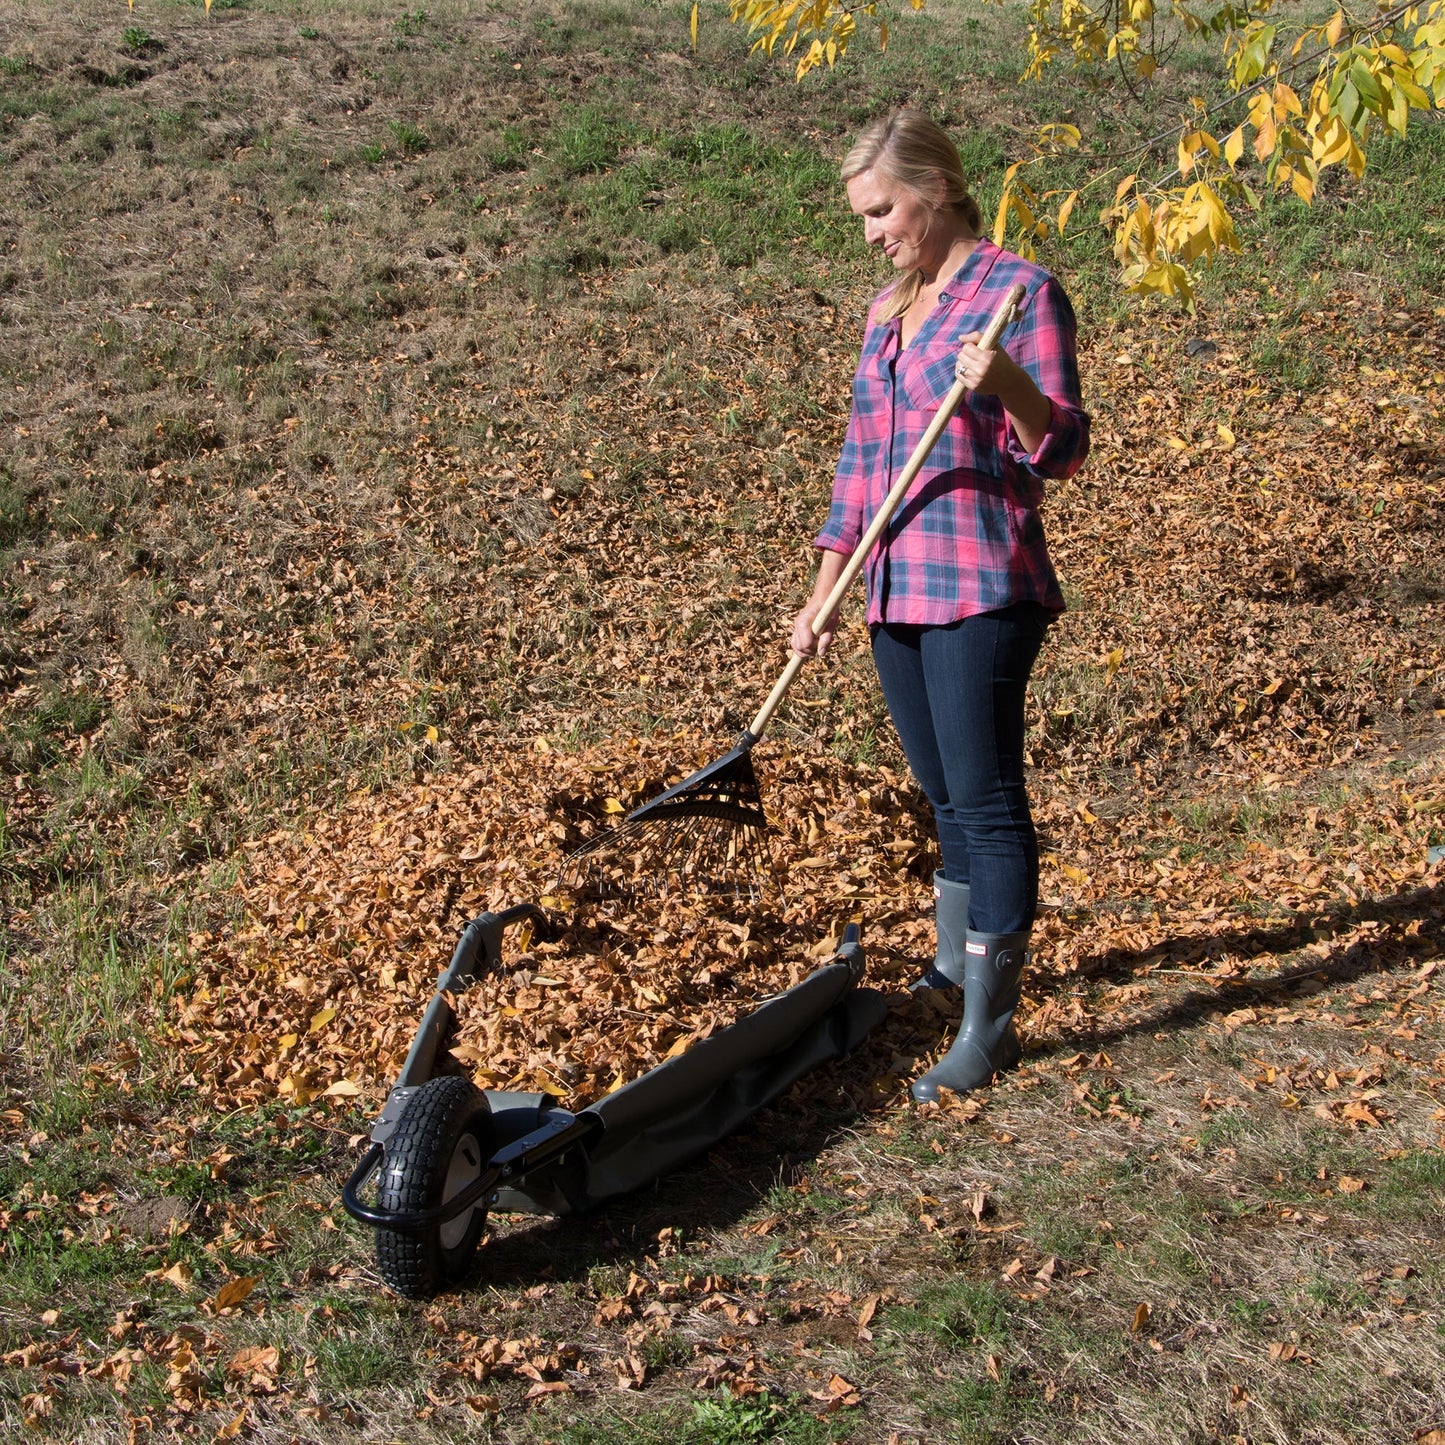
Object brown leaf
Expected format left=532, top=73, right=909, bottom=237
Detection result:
left=212, top=1277, right=258, bottom=1312
left=226, top=1345, right=279, bottom=1386
left=154, top=1261, right=193, bottom=1292
left=213, top=1410, right=248, bottom=1442
left=1341, top=1101, right=1382, bottom=1126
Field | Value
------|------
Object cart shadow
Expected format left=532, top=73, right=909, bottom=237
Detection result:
left=467, top=1092, right=870, bottom=1293
left=1028, top=878, right=1445, bottom=1054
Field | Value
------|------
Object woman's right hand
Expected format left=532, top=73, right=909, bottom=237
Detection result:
left=791, top=599, right=839, bottom=659
left=792, top=551, right=849, bottom=659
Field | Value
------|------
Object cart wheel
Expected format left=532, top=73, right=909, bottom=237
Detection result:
left=375, top=1076, right=495, bottom=1299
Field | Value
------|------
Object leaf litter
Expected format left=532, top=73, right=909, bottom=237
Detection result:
left=1, top=6, right=1443, bottom=1438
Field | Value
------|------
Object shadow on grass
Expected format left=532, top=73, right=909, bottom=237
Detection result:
left=1036, top=878, right=1445, bottom=1052
left=452, top=1093, right=867, bottom=1294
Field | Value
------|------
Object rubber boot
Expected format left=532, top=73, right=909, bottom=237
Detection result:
left=910, top=930, right=1028, bottom=1102
left=908, top=873, right=970, bottom=992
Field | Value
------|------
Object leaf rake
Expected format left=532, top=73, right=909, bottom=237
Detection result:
left=562, top=285, right=1028, bottom=897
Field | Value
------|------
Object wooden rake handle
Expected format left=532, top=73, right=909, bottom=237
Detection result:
left=746, top=282, right=1028, bottom=742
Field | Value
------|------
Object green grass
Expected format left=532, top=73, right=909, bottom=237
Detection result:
left=514, top=113, right=857, bottom=281
left=899, top=1277, right=1015, bottom=1352
left=688, top=1388, right=847, bottom=1444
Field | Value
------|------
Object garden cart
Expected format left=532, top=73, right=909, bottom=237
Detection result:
left=342, top=904, right=885, bottom=1298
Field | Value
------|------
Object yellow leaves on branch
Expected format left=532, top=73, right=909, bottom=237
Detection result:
left=1002, top=0, right=1445, bottom=304
left=725, top=1, right=1445, bottom=305
left=1104, top=176, right=1240, bottom=305
left=726, top=1, right=866, bottom=77
left=722, top=0, right=927, bottom=76
left=991, top=127, right=1082, bottom=261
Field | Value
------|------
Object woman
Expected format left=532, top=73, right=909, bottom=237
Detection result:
left=791, top=110, right=1089, bottom=1102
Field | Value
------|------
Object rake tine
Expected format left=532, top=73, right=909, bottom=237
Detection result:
left=557, top=739, right=769, bottom=898
left=559, top=804, right=769, bottom=901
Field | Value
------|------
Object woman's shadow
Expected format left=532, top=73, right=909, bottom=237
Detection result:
left=1029, top=876, right=1445, bottom=1051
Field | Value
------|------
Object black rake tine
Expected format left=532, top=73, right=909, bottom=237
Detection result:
left=563, top=819, right=767, bottom=899
left=557, top=737, right=773, bottom=895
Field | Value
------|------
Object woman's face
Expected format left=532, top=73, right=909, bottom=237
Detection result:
left=845, top=165, right=947, bottom=276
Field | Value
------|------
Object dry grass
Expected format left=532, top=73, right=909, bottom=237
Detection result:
left=1, top=3, right=1443, bottom=1443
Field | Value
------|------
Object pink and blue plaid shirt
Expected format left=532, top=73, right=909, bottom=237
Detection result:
left=816, top=240, right=1089, bottom=626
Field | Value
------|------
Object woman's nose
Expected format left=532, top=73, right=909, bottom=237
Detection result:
left=863, top=217, right=882, bottom=246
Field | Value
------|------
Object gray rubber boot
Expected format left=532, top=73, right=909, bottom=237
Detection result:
left=908, top=873, right=970, bottom=992
left=910, top=930, right=1028, bottom=1101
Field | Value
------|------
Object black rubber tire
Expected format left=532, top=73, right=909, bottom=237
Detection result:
left=374, top=1076, right=495, bottom=1299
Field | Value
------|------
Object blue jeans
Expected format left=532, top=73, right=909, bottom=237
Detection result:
left=871, top=603, right=1050, bottom=935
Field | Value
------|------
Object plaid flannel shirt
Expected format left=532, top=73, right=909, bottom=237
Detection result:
left=816, top=240, right=1089, bottom=626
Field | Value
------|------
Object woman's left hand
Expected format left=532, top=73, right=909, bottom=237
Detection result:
left=957, top=331, right=1052, bottom=452
left=956, top=332, right=1023, bottom=396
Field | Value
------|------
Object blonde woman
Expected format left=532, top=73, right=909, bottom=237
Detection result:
left=791, top=110, right=1090, bottom=1102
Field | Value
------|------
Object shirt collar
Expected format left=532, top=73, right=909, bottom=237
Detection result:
left=938, top=239, right=1002, bottom=304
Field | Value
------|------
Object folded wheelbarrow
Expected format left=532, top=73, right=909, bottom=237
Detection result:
left=342, top=903, right=886, bottom=1298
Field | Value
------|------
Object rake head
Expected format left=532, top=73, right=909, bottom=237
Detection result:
left=559, top=733, right=770, bottom=898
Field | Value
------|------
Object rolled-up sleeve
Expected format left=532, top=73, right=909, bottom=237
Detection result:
left=1004, top=277, right=1090, bottom=480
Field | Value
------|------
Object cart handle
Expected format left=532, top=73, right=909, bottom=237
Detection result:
left=394, top=903, right=552, bottom=1091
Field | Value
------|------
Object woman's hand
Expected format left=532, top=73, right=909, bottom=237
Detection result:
left=791, top=550, right=849, bottom=658
left=957, top=332, right=1052, bottom=454
left=791, top=599, right=839, bottom=659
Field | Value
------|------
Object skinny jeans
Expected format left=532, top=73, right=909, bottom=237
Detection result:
left=870, top=602, right=1050, bottom=935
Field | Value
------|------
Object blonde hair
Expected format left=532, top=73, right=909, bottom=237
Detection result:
left=842, top=110, right=983, bottom=322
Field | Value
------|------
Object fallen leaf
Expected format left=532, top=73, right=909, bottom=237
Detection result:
left=157, top=1261, right=193, bottom=1292
left=213, top=1410, right=248, bottom=1441
left=212, top=1277, right=258, bottom=1312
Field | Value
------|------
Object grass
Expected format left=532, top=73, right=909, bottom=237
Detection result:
left=0, top=1, right=1442, bottom=1442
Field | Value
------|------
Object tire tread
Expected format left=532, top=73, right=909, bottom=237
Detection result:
left=374, top=1075, right=492, bottom=1299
